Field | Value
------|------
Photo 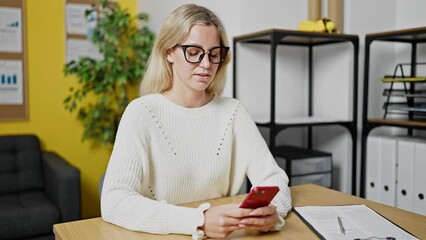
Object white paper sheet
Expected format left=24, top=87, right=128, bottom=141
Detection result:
left=293, top=204, right=419, bottom=240
left=66, top=3, right=96, bottom=35
left=66, top=38, right=103, bottom=63
left=0, top=7, right=22, bottom=53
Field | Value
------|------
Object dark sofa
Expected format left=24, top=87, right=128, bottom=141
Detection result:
left=0, top=135, right=81, bottom=240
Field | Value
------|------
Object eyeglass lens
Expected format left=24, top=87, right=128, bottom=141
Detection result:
left=183, top=46, right=228, bottom=64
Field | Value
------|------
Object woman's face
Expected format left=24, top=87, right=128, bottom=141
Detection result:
left=166, top=24, right=221, bottom=94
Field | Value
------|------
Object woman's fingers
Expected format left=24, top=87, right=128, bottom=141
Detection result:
left=238, top=206, right=279, bottom=232
left=203, top=204, right=252, bottom=238
left=248, top=205, right=276, bottom=216
left=239, top=216, right=275, bottom=231
left=203, top=204, right=279, bottom=237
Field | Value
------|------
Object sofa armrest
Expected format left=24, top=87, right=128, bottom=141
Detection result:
left=43, top=152, right=81, bottom=222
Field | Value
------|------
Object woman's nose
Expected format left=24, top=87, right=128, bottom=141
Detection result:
left=198, top=53, right=211, bottom=68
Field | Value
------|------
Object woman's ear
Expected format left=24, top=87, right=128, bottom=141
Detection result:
left=166, top=49, right=174, bottom=64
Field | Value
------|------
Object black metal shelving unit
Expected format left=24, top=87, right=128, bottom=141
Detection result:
left=233, top=29, right=359, bottom=194
left=361, top=27, right=426, bottom=197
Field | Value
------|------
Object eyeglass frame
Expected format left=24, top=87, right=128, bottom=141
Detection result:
left=178, top=44, right=230, bottom=64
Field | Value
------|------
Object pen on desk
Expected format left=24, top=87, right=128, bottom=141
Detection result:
left=337, top=216, right=345, bottom=235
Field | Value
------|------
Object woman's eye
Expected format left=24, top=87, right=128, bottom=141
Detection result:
left=188, top=52, right=199, bottom=56
left=187, top=48, right=202, bottom=56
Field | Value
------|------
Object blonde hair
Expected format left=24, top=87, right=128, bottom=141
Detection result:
left=139, top=4, right=231, bottom=96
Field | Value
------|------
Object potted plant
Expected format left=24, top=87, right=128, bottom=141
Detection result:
left=63, top=0, right=155, bottom=145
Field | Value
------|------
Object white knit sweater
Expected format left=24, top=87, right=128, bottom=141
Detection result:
left=101, top=93, right=292, bottom=235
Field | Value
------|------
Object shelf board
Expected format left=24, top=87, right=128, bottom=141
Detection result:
left=254, top=116, right=352, bottom=127
left=368, top=118, right=426, bottom=128
left=234, top=28, right=358, bottom=46
left=366, top=26, right=426, bottom=43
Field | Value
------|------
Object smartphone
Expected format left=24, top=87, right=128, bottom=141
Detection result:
left=239, top=186, right=279, bottom=209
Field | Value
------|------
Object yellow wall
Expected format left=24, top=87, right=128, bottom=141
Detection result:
left=0, top=0, right=136, bottom=219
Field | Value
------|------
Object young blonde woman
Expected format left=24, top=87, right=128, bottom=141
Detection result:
left=101, top=4, right=292, bottom=239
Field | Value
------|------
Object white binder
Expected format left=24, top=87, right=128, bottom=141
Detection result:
left=366, top=136, right=381, bottom=202
left=414, top=141, right=426, bottom=215
left=396, top=139, right=415, bottom=212
left=379, top=137, right=397, bottom=207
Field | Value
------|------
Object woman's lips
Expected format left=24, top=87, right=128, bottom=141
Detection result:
left=197, top=73, right=210, bottom=77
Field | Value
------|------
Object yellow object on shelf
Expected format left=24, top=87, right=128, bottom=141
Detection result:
left=297, top=18, right=337, bottom=33
left=382, top=77, right=426, bottom=82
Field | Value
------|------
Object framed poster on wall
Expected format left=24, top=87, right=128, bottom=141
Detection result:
left=0, top=0, right=28, bottom=121
left=65, top=0, right=103, bottom=63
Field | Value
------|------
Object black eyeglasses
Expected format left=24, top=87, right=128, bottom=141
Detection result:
left=179, top=45, right=229, bottom=64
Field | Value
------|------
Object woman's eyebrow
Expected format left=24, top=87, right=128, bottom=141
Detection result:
left=182, top=43, right=222, bottom=49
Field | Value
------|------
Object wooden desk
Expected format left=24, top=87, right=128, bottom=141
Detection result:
left=54, top=184, right=426, bottom=240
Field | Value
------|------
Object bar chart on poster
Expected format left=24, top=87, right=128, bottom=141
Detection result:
left=0, top=60, right=23, bottom=105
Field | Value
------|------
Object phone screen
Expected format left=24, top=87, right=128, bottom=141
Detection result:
left=239, top=186, right=279, bottom=209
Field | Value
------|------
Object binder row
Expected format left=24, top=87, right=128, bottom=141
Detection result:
left=366, top=135, right=426, bottom=215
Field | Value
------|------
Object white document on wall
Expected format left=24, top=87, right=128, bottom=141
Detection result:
left=293, top=204, right=418, bottom=240
left=0, top=60, right=23, bottom=104
left=66, top=3, right=94, bottom=35
left=0, top=7, right=22, bottom=53
left=66, top=38, right=103, bottom=63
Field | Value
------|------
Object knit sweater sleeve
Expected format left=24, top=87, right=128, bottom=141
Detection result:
left=233, top=102, right=292, bottom=217
left=100, top=100, right=206, bottom=235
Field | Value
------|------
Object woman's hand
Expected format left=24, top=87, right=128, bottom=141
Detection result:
left=201, top=204, right=252, bottom=238
left=238, top=205, right=279, bottom=232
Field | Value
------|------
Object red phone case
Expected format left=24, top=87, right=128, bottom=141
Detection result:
left=239, top=186, right=279, bottom=209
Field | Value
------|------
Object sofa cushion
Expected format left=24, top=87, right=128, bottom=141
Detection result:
left=0, top=135, right=44, bottom=194
left=0, top=191, right=60, bottom=239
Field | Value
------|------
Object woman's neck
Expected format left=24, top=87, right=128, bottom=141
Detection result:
left=161, top=90, right=214, bottom=108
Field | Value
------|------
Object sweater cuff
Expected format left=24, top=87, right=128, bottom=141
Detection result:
left=270, top=215, right=285, bottom=231
left=191, top=203, right=210, bottom=240
left=165, top=202, right=210, bottom=235
left=195, top=202, right=210, bottom=228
